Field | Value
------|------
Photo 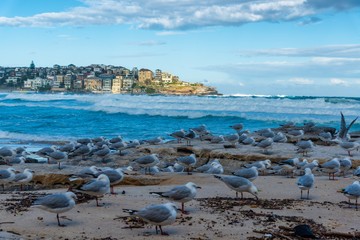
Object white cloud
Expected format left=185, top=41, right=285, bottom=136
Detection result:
left=238, top=45, right=360, bottom=58
left=0, top=0, right=359, bottom=29
left=289, top=78, right=314, bottom=85
left=329, top=78, right=349, bottom=86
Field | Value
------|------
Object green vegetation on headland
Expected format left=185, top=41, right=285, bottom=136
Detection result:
left=0, top=62, right=219, bottom=96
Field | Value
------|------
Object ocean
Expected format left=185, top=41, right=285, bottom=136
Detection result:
left=1, top=92, right=359, bottom=148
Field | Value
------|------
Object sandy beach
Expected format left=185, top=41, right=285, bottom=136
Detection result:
left=1, top=138, right=360, bottom=239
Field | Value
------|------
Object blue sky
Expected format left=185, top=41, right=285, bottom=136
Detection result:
left=1, top=0, right=360, bottom=97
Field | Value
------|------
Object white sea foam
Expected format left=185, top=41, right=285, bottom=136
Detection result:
left=0, top=130, right=73, bottom=142
left=1, top=92, right=360, bottom=120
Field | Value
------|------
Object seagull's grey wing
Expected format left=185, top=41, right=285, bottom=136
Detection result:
left=196, top=164, right=211, bottom=172
left=163, top=186, right=191, bottom=200
left=138, top=205, right=171, bottom=223
left=102, top=170, right=121, bottom=182
left=233, top=168, right=256, bottom=178
left=136, top=156, right=155, bottom=164
left=0, top=170, right=11, bottom=179
left=34, top=194, right=70, bottom=209
left=297, top=175, right=314, bottom=188
left=222, top=176, right=250, bottom=188
left=345, top=184, right=360, bottom=196
left=13, top=173, right=27, bottom=182
left=80, top=180, right=105, bottom=192
left=322, top=160, right=339, bottom=169
left=347, top=116, right=358, bottom=135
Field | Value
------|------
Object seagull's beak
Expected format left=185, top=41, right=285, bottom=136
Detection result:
left=196, top=186, right=202, bottom=189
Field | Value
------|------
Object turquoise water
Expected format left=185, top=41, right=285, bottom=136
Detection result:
left=1, top=92, right=360, bottom=146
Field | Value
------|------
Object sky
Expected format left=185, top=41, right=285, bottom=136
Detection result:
left=0, top=0, right=360, bottom=97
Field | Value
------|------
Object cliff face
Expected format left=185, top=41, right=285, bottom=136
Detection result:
left=159, top=84, right=219, bottom=95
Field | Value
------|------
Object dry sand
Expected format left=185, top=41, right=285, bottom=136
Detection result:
left=0, top=140, right=360, bottom=239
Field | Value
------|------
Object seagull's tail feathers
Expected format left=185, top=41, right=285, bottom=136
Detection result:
left=149, top=191, right=166, bottom=197
left=123, top=208, right=138, bottom=215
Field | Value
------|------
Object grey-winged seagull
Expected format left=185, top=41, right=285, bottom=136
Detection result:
left=12, top=168, right=34, bottom=191
left=176, top=154, right=197, bottom=174
left=101, top=167, right=125, bottom=194
left=214, top=175, right=258, bottom=200
left=32, top=192, right=77, bottom=226
left=342, top=181, right=360, bottom=209
left=232, top=166, right=258, bottom=182
left=123, top=202, right=177, bottom=235
left=297, top=168, right=315, bottom=199
left=150, top=182, right=200, bottom=214
left=73, top=174, right=110, bottom=206
left=0, top=167, right=17, bottom=191
left=133, top=154, right=160, bottom=175
left=319, top=158, right=340, bottom=180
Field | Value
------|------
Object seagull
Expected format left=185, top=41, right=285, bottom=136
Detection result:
left=319, top=158, right=340, bottom=180
left=214, top=175, right=258, bottom=200
left=173, top=163, right=185, bottom=173
left=32, top=192, right=77, bottom=227
left=279, top=157, right=299, bottom=166
left=109, top=135, right=123, bottom=144
left=47, top=151, right=68, bottom=169
left=341, top=181, right=360, bottom=209
left=0, top=167, right=17, bottom=191
left=258, top=128, right=275, bottom=138
left=230, top=123, right=243, bottom=131
left=205, top=161, right=224, bottom=174
left=143, top=137, right=164, bottom=145
left=286, top=129, right=304, bottom=142
left=232, top=166, right=258, bottom=181
left=59, top=142, right=77, bottom=153
left=123, top=202, right=177, bottom=235
left=338, top=112, right=358, bottom=140
left=70, top=143, right=93, bottom=160
left=256, top=137, right=273, bottom=153
left=196, top=161, right=216, bottom=173
left=0, top=147, right=16, bottom=164
left=224, top=133, right=239, bottom=146
left=150, top=182, right=201, bottom=214
left=110, top=141, right=127, bottom=155
left=273, top=132, right=288, bottom=143
left=242, top=136, right=255, bottom=145
left=238, top=133, right=248, bottom=143
left=184, top=129, right=196, bottom=146
left=73, top=174, right=110, bottom=206
left=297, top=168, right=315, bottom=199
left=319, top=132, right=332, bottom=145
left=295, top=159, right=309, bottom=169
left=36, top=146, right=57, bottom=163
left=244, top=160, right=271, bottom=175
left=301, top=159, right=319, bottom=171
left=339, top=157, right=352, bottom=177
left=210, top=135, right=225, bottom=144
left=176, top=154, right=197, bottom=174
left=133, top=154, right=160, bottom=175
left=296, top=140, right=314, bottom=156
left=354, top=166, right=360, bottom=177
left=12, top=168, right=35, bottom=191
left=92, top=145, right=111, bottom=162
left=338, top=141, right=360, bottom=157
left=77, top=138, right=92, bottom=145
left=169, top=129, right=186, bottom=143
left=69, top=166, right=102, bottom=181
left=101, top=167, right=126, bottom=194
left=190, top=124, right=208, bottom=139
